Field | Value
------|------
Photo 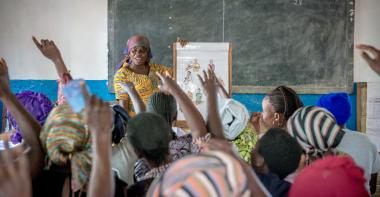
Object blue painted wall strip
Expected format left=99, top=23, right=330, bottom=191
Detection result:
left=2, top=80, right=357, bottom=131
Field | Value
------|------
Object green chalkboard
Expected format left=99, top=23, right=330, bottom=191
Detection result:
left=108, top=0, right=354, bottom=93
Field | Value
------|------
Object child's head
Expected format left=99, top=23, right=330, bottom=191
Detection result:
left=261, top=86, right=303, bottom=128
left=127, top=113, right=172, bottom=167
left=316, top=92, right=351, bottom=127
left=252, top=128, right=303, bottom=179
left=147, top=92, right=177, bottom=125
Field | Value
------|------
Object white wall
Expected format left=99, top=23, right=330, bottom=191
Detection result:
left=0, top=0, right=107, bottom=80
left=354, top=0, right=380, bottom=82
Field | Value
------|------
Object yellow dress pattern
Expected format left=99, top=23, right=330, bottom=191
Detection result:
left=232, top=122, right=258, bottom=163
left=114, top=62, right=172, bottom=116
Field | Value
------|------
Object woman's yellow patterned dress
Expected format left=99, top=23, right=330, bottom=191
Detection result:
left=114, top=62, right=172, bottom=116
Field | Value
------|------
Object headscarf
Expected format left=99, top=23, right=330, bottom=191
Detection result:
left=40, top=104, right=92, bottom=192
left=316, top=92, right=351, bottom=125
left=219, top=99, right=249, bottom=140
left=147, top=151, right=254, bottom=197
left=7, top=91, right=53, bottom=143
left=147, top=92, right=177, bottom=124
left=289, top=156, right=368, bottom=197
left=286, top=106, right=345, bottom=159
left=115, top=35, right=153, bottom=72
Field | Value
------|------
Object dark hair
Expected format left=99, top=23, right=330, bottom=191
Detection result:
left=127, top=113, right=171, bottom=166
left=258, top=128, right=303, bottom=179
left=266, top=86, right=303, bottom=121
left=147, top=92, right=177, bottom=125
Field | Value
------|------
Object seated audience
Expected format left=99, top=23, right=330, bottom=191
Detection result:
left=317, top=92, right=380, bottom=193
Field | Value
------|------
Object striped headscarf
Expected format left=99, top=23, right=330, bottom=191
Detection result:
left=147, top=151, right=253, bottom=197
left=286, top=106, right=345, bottom=158
left=40, top=104, right=92, bottom=192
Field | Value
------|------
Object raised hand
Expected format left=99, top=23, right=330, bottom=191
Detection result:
left=198, top=68, right=224, bottom=139
left=32, top=36, right=63, bottom=63
left=84, top=93, right=114, bottom=197
left=0, top=58, right=11, bottom=98
left=117, top=81, right=136, bottom=94
left=0, top=142, right=32, bottom=197
left=156, top=71, right=179, bottom=94
left=85, top=95, right=113, bottom=138
left=250, top=112, right=261, bottom=133
left=356, top=44, right=380, bottom=76
left=197, top=69, right=218, bottom=98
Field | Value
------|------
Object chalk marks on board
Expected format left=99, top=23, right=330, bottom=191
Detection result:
left=294, top=0, right=303, bottom=6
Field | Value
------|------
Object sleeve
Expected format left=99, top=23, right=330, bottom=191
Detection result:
left=113, top=69, right=131, bottom=101
left=156, top=64, right=173, bottom=76
left=57, top=72, right=73, bottom=105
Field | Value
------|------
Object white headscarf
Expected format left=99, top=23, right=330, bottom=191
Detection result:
left=219, top=99, right=249, bottom=140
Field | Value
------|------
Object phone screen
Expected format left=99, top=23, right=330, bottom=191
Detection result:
left=62, top=80, right=89, bottom=113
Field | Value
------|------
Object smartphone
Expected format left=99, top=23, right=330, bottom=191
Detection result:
left=62, top=79, right=89, bottom=113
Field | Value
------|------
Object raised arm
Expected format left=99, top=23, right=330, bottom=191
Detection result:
left=0, top=59, right=43, bottom=178
left=356, top=44, right=380, bottom=76
left=117, top=82, right=146, bottom=114
left=156, top=72, right=207, bottom=138
left=32, top=37, right=71, bottom=80
left=85, top=93, right=115, bottom=197
left=198, top=69, right=225, bottom=139
left=0, top=141, right=32, bottom=197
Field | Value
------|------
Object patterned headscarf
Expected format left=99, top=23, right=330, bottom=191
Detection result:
left=289, top=156, right=368, bottom=197
left=286, top=106, right=345, bottom=158
left=147, top=151, right=254, bottom=196
left=40, top=104, right=92, bottom=192
left=115, top=35, right=153, bottom=72
left=7, top=91, right=53, bottom=143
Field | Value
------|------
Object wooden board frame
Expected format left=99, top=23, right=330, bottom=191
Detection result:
left=356, top=82, right=367, bottom=133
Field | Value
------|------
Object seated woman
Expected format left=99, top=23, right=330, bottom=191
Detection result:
left=113, top=35, right=172, bottom=116
left=251, top=86, right=303, bottom=137
left=286, top=106, right=346, bottom=165
left=216, top=80, right=258, bottom=163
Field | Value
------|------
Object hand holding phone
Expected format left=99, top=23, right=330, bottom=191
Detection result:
left=62, top=79, right=89, bottom=113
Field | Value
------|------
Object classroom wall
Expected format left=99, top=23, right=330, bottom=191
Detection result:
left=0, top=0, right=107, bottom=80
left=354, top=0, right=380, bottom=82
left=0, top=0, right=357, bottom=131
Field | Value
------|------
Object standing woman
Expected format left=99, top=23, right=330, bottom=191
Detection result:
left=114, top=35, right=172, bottom=115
